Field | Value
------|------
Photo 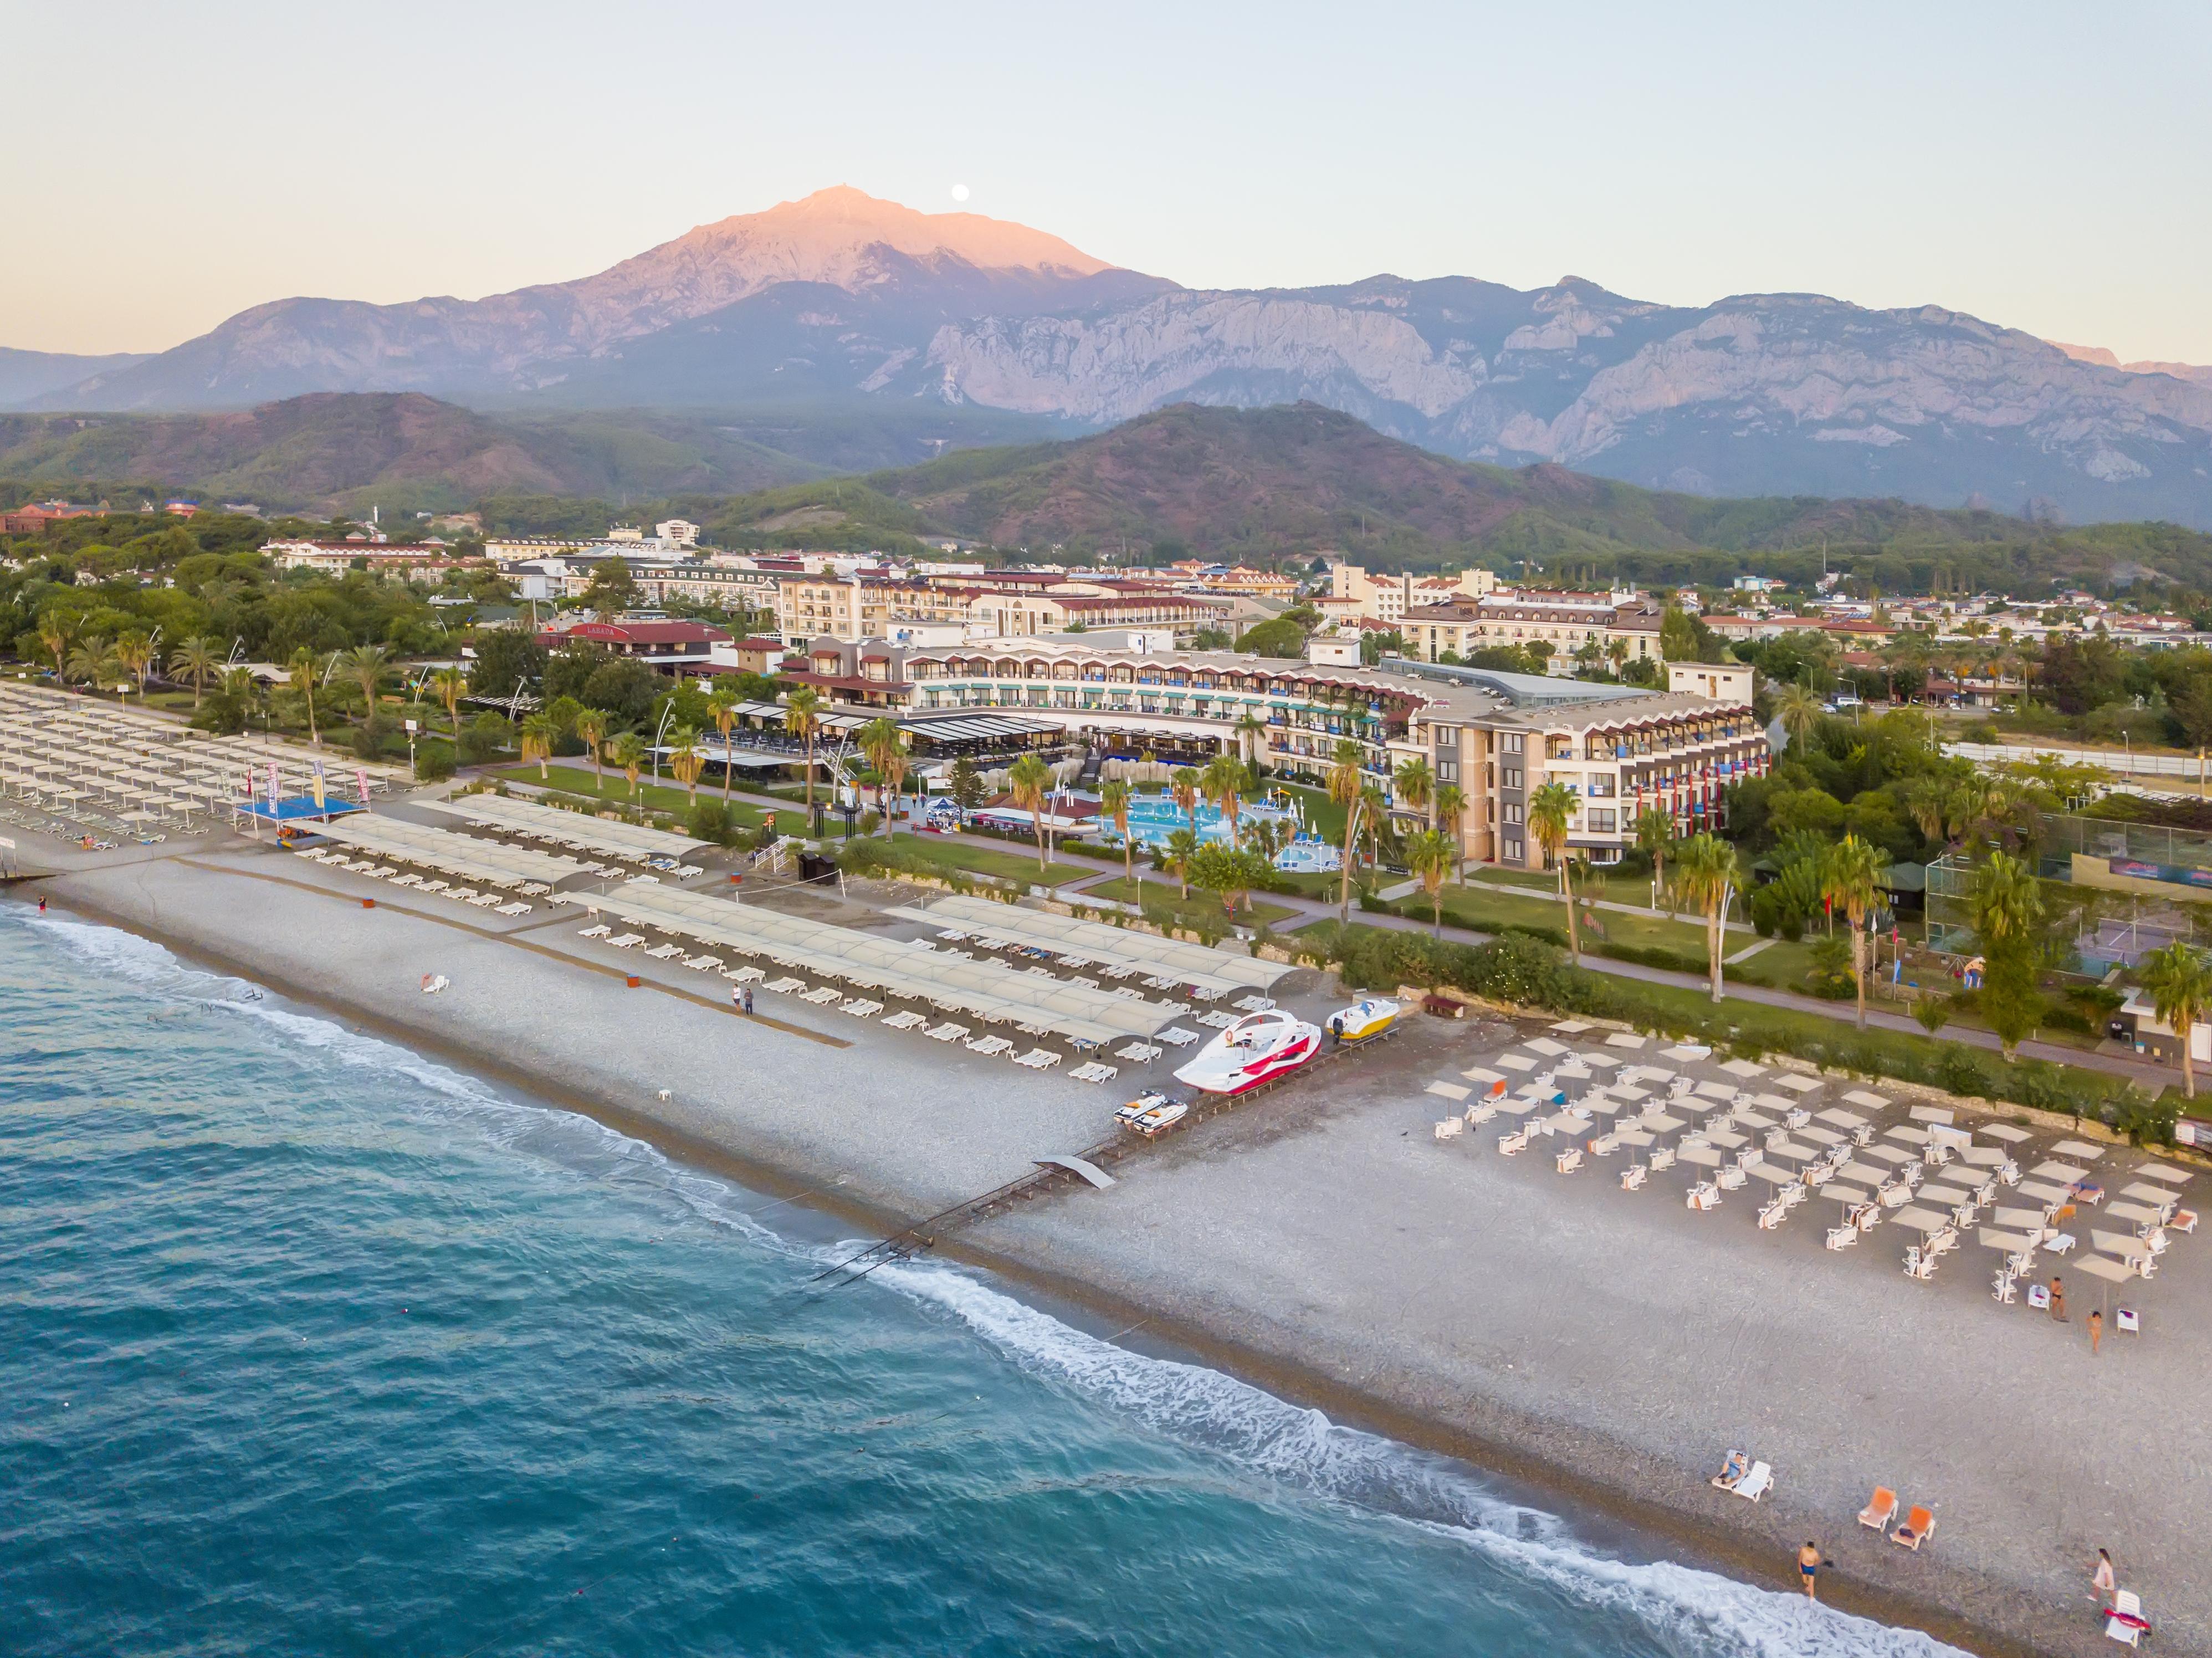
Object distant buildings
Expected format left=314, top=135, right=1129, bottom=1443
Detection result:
left=1399, top=589, right=1665, bottom=671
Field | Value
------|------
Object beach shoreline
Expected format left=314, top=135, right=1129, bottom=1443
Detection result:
left=23, top=869, right=2095, bottom=1658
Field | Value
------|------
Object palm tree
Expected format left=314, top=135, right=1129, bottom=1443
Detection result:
left=1673, top=831, right=1741, bottom=1003
left=1527, top=779, right=1580, bottom=961
left=1232, top=710, right=1268, bottom=768
left=66, top=635, right=119, bottom=690
left=115, top=631, right=156, bottom=695
left=1100, top=776, right=1135, bottom=891
left=37, top=614, right=73, bottom=681
left=575, top=708, right=611, bottom=792
left=288, top=647, right=327, bottom=745
left=428, top=666, right=468, bottom=750
left=1170, top=766, right=1201, bottom=835
left=1822, top=832, right=1890, bottom=1030
left=2138, top=943, right=2211, bottom=1101
left=1774, top=682, right=1824, bottom=751
left=1164, top=825, right=1200, bottom=899
left=1357, top=783, right=1388, bottom=876
left=343, top=645, right=392, bottom=724
left=1201, top=753, right=1245, bottom=848
left=520, top=712, right=560, bottom=781
left=1008, top=751, right=1053, bottom=874
left=668, top=724, right=705, bottom=804
left=1606, top=637, right=1629, bottom=677
left=783, top=686, right=823, bottom=819
left=1405, top=828, right=1453, bottom=936
left=708, top=679, right=743, bottom=802
left=1327, top=738, right=1366, bottom=922
left=1433, top=782, right=1467, bottom=884
left=167, top=636, right=219, bottom=707
left=610, top=732, right=644, bottom=804
left=857, top=718, right=907, bottom=831
left=1634, top=802, right=1676, bottom=912
left=1394, top=754, right=1434, bottom=830
left=1968, top=849, right=2046, bottom=1061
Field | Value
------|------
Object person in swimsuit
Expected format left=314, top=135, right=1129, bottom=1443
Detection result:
left=1798, top=1541, right=1821, bottom=1599
left=2093, top=1548, right=2116, bottom=1609
left=2050, top=1276, right=2068, bottom=1323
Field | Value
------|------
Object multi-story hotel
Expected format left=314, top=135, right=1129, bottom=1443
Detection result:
left=751, top=635, right=1766, bottom=869
left=1401, top=589, right=1665, bottom=670
left=774, top=572, right=1228, bottom=647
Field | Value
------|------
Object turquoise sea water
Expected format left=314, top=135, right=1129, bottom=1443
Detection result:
left=0, top=905, right=1960, bottom=1657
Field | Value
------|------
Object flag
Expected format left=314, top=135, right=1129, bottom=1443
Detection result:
left=355, top=769, right=372, bottom=810
left=267, top=763, right=281, bottom=809
left=310, top=760, right=326, bottom=810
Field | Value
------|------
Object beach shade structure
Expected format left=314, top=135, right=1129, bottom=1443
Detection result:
left=311, top=817, right=585, bottom=890
left=1677, top=1144, right=1724, bottom=1168
left=1744, top=1160, right=1798, bottom=1188
left=1979, top=1123, right=2033, bottom=1145
left=2050, top=1139, right=2106, bottom=1161
left=1908, top=1105, right=1955, bottom=1126
left=2029, top=1161, right=2091, bottom=1185
left=1891, top=1205, right=1954, bottom=1238
left=426, top=792, right=713, bottom=860
left=2092, top=1230, right=2157, bottom=1268
left=1960, top=1145, right=2011, bottom=1169
left=890, top=894, right=1291, bottom=996
left=2106, top=1201, right=2170, bottom=1230
left=1843, top=1089, right=1890, bottom=1109
left=1885, top=1125, right=1933, bottom=1148
left=1524, top=1037, right=1570, bottom=1058
left=1718, top=1058, right=1767, bottom=1078
left=1979, top=1226, right=2042, bottom=1254
left=1835, top=1160, right=1893, bottom=1189
left=2132, top=1163, right=2193, bottom=1185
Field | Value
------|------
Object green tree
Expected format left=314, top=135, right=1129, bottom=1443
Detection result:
left=519, top=711, right=560, bottom=780
left=575, top=707, right=611, bottom=789
left=707, top=678, right=743, bottom=802
left=667, top=724, right=705, bottom=804
left=610, top=731, right=644, bottom=804
left=1527, top=780, right=1580, bottom=961
left=1405, top=828, right=1455, bottom=937
left=429, top=666, right=468, bottom=750
left=1163, top=825, right=1200, bottom=899
left=166, top=635, right=220, bottom=707
left=856, top=717, right=910, bottom=833
left=466, top=628, right=546, bottom=698
left=1170, top=766, right=1201, bottom=835
left=1235, top=616, right=1307, bottom=657
left=1634, top=802, right=1676, bottom=909
left=1201, top=752, right=1246, bottom=847
left=1328, top=739, right=1366, bottom=923
left=1968, top=850, right=2046, bottom=1061
left=577, top=557, right=641, bottom=616
left=2137, top=943, right=2211, bottom=1101
left=783, top=685, right=823, bottom=820
left=1394, top=753, right=1434, bottom=830
left=1433, top=782, right=1467, bottom=884
left=1099, top=776, right=1135, bottom=889
left=1822, top=832, right=1890, bottom=1030
left=1189, top=843, right=1271, bottom=915
left=342, top=644, right=392, bottom=721
left=1673, top=831, right=1741, bottom=1003
left=1774, top=682, right=1824, bottom=751
left=1008, top=751, right=1053, bottom=874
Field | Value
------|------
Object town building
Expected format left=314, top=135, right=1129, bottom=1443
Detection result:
left=1328, top=562, right=1496, bottom=625
left=1399, top=589, right=1665, bottom=670
left=539, top=617, right=733, bottom=672
left=1, top=502, right=100, bottom=535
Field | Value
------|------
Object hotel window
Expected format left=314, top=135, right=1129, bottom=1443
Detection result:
left=1502, top=802, right=1523, bottom=825
left=1587, top=809, right=1616, bottom=832
left=1502, top=733, right=1524, bottom=754
left=1502, top=767, right=1523, bottom=790
left=1587, top=775, right=1615, bottom=797
left=1503, top=837, right=1524, bottom=862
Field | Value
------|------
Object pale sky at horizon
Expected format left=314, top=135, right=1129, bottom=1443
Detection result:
left=7, top=0, right=2209, bottom=362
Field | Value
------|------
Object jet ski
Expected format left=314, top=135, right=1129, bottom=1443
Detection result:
left=1324, top=997, right=1399, bottom=1044
left=1172, top=1008, right=1322, bottom=1096
left=1115, top=1092, right=1189, bottom=1137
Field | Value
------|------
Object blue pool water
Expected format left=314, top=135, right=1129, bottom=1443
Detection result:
left=0, top=904, right=1958, bottom=1656
left=1106, top=795, right=1305, bottom=851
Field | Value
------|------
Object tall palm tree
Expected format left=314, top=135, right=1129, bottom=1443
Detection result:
left=610, top=732, right=644, bottom=804
left=1775, top=682, right=1824, bottom=751
left=783, top=686, right=823, bottom=818
left=1232, top=710, right=1268, bottom=768
left=428, top=666, right=468, bottom=750
left=2138, top=943, right=2211, bottom=1101
left=708, top=679, right=743, bottom=802
left=288, top=646, right=327, bottom=745
left=856, top=717, right=906, bottom=829
left=1822, top=832, right=1890, bottom=1029
left=1357, top=783, right=1388, bottom=877
left=1170, top=766, right=1201, bottom=835
left=1673, top=831, right=1741, bottom=1003
left=1394, top=753, right=1434, bottom=830
left=1405, top=828, right=1453, bottom=937
left=37, top=615, right=74, bottom=681
left=1433, top=782, right=1467, bottom=884
left=1968, top=849, right=2046, bottom=1061
left=1100, top=777, right=1135, bottom=889
left=115, top=631, right=156, bottom=695
left=167, top=636, right=219, bottom=707
left=1327, top=739, right=1366, bottom=922
left=575, top=708, right=611, bottom=791
left=67, top=635, right=119, bottom=690
left=343, top=644, right=392, bottom=724
left=520, top=712, right=560, bottom=781
left=668, top=724, right=705, bottom=804
left=1634, top=802, right=1676, bottom=911
left=1527, top=779, right=1580, bottom=961
left=1164, top=825, right=1200, bottom=899
left=1009, top=751, right=1053, bottom=874
left=1201, top=753, right=1245, bottom=848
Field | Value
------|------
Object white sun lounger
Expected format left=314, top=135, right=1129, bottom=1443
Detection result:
left=925, top=1022, right=969, bottom=1042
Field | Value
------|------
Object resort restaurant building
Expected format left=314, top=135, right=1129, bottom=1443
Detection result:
left=764, top=637, right=1769, bottom=868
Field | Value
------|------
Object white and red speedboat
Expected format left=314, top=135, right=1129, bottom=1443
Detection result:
left=1172, top=1007, right=1322, bottom=1096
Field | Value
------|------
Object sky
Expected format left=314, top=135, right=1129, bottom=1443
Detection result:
left=7, top=0, right=2210, bottom=362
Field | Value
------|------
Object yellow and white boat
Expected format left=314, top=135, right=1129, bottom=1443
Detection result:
left=1324, top=997, right=1400, bottom=1044
left=1115, top=1092, right=1190, bottom=1137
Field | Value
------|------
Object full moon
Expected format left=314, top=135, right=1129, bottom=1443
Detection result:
left=949, top=183, right=970, bottom=202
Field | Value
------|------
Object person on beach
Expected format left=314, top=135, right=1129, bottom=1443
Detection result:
left=742, top=986, right=755, bottom=1017
left=2049, top=1276, right=2067, bottom=1323
left=2093, top=1548, right=2116, bottom=1609
left=2088, top=1309, right=2103, bottom=1355
left=1798, top=1542, right=1821, bottom=1600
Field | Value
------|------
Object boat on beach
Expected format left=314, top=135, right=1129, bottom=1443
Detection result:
left=1172, top=1009, right=1322, bottom=1096
left=1115, top=1092, right=1189, bottom=1137
left=1324, top=998, right=1399, bottom=1044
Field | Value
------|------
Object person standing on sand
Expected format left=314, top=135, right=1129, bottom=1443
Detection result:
left=2088, top=1309, right=2103, bottom=1355
left=2050, top=1276, right=2067, bottom=1322
left=1798, top=1542, right=1821, bottom=1600
left=2093, top=1548, right=2116, bottom=1609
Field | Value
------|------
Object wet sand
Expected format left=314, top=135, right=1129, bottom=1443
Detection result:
left=28, top=834, right=2202, bottom=1657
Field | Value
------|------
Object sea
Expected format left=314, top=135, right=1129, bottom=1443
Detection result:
left=0, top=903, right=1963, bottom=1657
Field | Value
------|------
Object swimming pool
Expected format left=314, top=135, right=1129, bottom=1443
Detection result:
left=1096, top=793, right=1336, bottom=870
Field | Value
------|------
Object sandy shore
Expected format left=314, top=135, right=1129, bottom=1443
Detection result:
left=29, top=833, right=2205, bottom=1657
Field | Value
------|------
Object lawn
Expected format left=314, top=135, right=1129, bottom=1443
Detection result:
left=499, top=764, right=773, bottom=829
left=1402, top=880, right=1715, bottom=958
left=878, top=832, right=1092, bottom=888
left=1081, top=877, right=1298, bottom=929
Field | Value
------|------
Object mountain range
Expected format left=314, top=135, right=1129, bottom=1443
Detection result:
left=12, top=186, right=2212, bottom=528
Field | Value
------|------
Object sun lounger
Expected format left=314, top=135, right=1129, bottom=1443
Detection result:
left=1068, top=1061, right=1119, bottom=1084
left=924, top=1022, right=967, bottom=1042
left=1116, top=1042, right=1163, bottom=1062
left=496, top=902, right=532, bottom=916
left=1497, top=1127, right=1530, bottom=1156
left=841, top=999, right=884, bottom=1018
left=1686, top=1181, right=1719, bottom=1211
left=1826, top=1226, right=1858, bottom=1250
left=1434, top=1118, right=1465, bottom=1140
left=800, top=985, right=841, bottom=1004
left=1650, top=1145, right=1677, bottom=1173
left=1859, top=1487, right=1899, bottom=1532
left=1759, top=1200, right=1789, bottom=1230
left=1890, top=1505, right=1936, bottom=1550
left=964, top=1035, right=1015, bottom=1056
left=1463, top=1102, right=1499, bottom=1127
left=1903, top=1247, right=1938, bottom=1281
left=1555, top=1146, right=1583, bottom=1174
left=2106, top=1588, right=2149, bottom=1646
left=1727, top=1461, right=1772, bottom=1502
left=1620, top=1164, right=1648, bottom=1191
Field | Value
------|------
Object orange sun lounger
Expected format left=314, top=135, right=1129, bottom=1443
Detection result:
left=1891, top=1505, right=1936, bottom=1550
left=1858, top=1487, right=1898, bottom=1533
